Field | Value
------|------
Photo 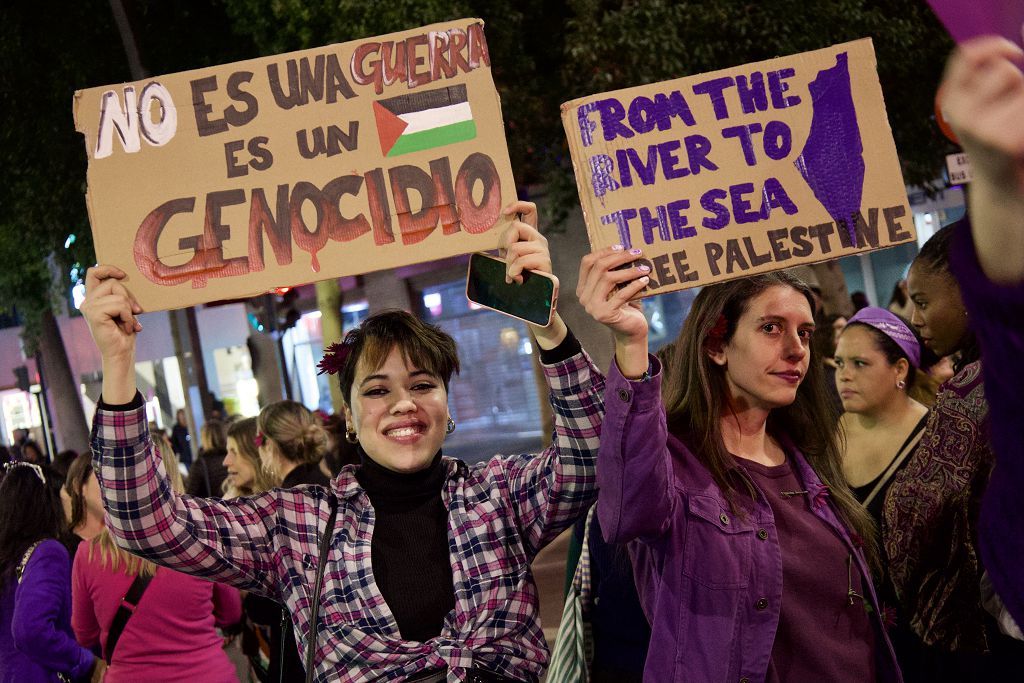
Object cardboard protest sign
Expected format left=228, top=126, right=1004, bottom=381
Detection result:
left=74, top=19, right=516, bottom=311
left=561, top=39, right=915, bottom=295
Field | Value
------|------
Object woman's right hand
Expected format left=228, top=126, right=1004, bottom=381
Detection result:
left=577, top=246, right=651, bottom=377
left=81, top=265, right=143, bottom=403
left=81, top=265, right=143, bottom=359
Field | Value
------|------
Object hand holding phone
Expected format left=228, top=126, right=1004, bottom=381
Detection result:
left=466, top=253, right=559, bottom=327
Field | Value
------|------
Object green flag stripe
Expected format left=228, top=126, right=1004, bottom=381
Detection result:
left=386, top=120, right=477, bottom=157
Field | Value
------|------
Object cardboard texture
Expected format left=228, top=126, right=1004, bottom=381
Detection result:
left=74, top=18, right=516, bottom=311
left=561, top=39, right=915, bottom=296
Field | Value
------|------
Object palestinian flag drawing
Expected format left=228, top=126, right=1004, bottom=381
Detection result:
left=372, top=84, right=476, bottom=157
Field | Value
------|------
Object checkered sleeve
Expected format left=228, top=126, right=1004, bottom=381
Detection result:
left=499, top=349, right=605, bottom=557
left=90, top=401, right=281, bottom=595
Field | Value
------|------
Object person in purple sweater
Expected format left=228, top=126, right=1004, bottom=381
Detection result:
left=0, top=462, right=103, bottom=683
left=939, top=30, right=1024, bottom=634
left=576, top=249, right=901, bottom=683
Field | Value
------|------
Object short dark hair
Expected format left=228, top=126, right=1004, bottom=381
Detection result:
left=337, top=310, right=460, bottom=407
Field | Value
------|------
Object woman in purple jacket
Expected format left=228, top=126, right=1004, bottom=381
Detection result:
left=0, top=462, right=103, bottom=683
left=577, top=249, right=901, bottom=683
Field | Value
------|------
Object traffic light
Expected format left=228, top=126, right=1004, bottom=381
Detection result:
left=14, top=366, right=30, bottom=392
left=247, top=288, right=302, bottom=334
left=275, top=287, right=301, bottom=332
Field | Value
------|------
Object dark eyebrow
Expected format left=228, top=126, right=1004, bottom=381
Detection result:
left=757, top=315, right=815, bottom=328
left=359, top=369, right=435, bottom=387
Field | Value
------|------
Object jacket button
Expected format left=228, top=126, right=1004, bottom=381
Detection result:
left=719, top=513, right=729, bottom=525
left=757, top=529, right=768, bottom=540
left=618, top=388, right=631, bottom=402
left=740, top=678, right=750, bottom=683
left=756, top=598, right=768, bottom=610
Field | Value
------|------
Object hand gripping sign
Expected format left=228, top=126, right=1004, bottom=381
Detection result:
left=560, top=39, right=915, bottom=295
left=74, top=19, right=516, bottom=311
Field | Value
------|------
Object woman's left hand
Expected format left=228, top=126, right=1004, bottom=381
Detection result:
left=500, top=201, right=551, bottom=283
left=498, top=200, right=567, bottom=347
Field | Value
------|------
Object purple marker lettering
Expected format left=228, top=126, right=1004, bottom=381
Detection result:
left=736, top=72, right=768, bottom=114
left=596, top=98, right=634, bottom=142
left=601, top=209, right=637, bottom=248
left=692, top=76, right=736, bottom=120
left=577, top=101, right=600, bottom=147
left=721, top=123, right=763, bottom=166
left=768, top=68, right=802, bottom=108
left=589, top=154, right=619, bottom=198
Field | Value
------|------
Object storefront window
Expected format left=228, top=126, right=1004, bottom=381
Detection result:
left=419, top=281, right=544, bottom=464
left=282, top=304, right=369, bottom=413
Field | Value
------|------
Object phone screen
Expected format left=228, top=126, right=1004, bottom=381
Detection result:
left=466, top=253, right=556, bottom=326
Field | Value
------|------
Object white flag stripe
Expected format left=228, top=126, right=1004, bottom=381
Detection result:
left=398, top=102, right=472, bottom=134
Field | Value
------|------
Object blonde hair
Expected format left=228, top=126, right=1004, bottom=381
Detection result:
left=222, top=417, right=278, bottom=497
left=200, top=420, right=227, bottom=453
left=257, top=401, right=328, bottom=466
left=87, top=434, right=186, bottom=578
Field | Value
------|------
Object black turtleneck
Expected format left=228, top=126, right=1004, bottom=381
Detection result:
left=355, top=451, right=455, bottom=642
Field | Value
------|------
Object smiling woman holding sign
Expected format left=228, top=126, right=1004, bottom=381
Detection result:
left=81, top=201, right=608, bottom=683
left=578, top=253, right=902, bottom=682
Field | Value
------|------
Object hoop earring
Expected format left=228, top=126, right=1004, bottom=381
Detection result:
left=345, top=428, right=358, bottom=444
left=897, top=379, right=906, bottom=390
left=446, top=416, right=456, bottom=434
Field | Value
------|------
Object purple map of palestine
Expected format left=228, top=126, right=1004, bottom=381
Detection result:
left=794, top=52, right=864, bottom=245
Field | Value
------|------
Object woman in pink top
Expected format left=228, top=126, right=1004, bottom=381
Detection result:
left=71, top=451, right=242, bottom=682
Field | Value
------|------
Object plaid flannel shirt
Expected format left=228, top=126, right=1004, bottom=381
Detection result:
left=91, top=351, right=604, bottom=682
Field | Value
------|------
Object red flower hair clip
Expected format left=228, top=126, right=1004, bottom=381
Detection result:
left=317, top=336, right=356, bottom=376
left=708, top=314, right=728, bottom=340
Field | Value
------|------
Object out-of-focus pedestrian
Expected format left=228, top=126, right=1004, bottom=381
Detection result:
left=884, top=221, right=1023, bottom=680
left=185, top=419, right=229, bottom=498
left=62, top=453, right=106, bottom=557
left=0, top=461, right=103, bottom=682
left=170, top=408, right=192, bottom=467
left=72, top=448, right=241, bottom=683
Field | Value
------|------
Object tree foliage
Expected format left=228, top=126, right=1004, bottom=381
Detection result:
left=0, top=0, right=956, bottom=344
left=559, top=0, right=954, bottom=190
left=0, top=0, right=255, bottom=347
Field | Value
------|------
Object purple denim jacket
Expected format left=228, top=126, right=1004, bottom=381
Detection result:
left=596, top=359, right=902, bottom=683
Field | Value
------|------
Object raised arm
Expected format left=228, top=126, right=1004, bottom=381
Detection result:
left=491, top=201, right=604, bottom=554
left=81, top=266, right=290, bottom=595
left=577, top=247, right=676, bottom=542
left=941, top=34, right=1024, bottom=283
left=940, top=31, right=1024, bottom=631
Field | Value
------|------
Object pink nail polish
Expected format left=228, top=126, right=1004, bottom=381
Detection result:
left=611, top=244, right=624, bottom=251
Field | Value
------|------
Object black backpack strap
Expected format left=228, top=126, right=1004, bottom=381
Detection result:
left=104, top=572, right=155, bottom=664
left=302, top=493, right=339, bottom=683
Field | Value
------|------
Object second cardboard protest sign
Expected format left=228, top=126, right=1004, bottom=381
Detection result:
left=561, top=39, right=915, bottom=295
left=74, top=18, right=516, bottom=311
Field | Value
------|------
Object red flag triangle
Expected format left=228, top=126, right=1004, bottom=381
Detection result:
left=373, top=101, right=409, bottom=156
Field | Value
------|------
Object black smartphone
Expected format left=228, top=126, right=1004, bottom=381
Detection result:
left=465, top=252, right=559, bottom=327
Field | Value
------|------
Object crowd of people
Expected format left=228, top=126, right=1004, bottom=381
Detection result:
left=2, top=27, right=1023, bottom=683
